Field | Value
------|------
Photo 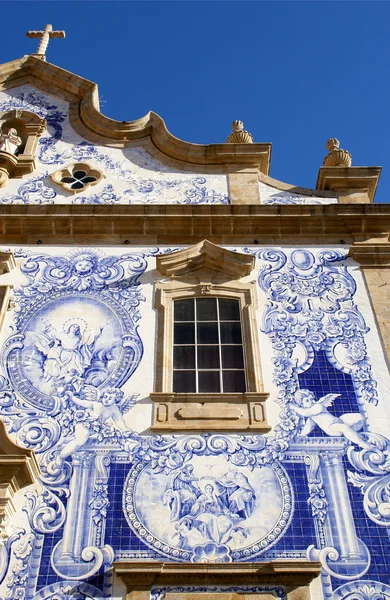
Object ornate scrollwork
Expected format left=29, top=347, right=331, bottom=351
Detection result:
left=347, top=433, right=390, bottom=526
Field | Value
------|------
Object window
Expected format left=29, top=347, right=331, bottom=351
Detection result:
left=173, top=297, right=246, bottom=393
left=150, top=240, right=270, bottom=432
left=51, top=163, right=104, bottom=194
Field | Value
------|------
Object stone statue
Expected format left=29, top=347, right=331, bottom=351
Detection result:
left=0, top=128, right=22, bottom=155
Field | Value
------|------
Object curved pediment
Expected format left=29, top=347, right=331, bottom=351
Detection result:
left=0, top=56, right=271, bottom=174
left=156, top=240, right=255, bottom=277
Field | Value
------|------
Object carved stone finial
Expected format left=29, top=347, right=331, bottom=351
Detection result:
left=323, top=138, right=352, bottom=167
left=226, top=120, right=254, bottom=144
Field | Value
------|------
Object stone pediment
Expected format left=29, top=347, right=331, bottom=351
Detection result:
left=156, top=240, right=255, bottom=278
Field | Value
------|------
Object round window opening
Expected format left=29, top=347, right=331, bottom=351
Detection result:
left=61, top=169, right=98, bottom=190
left=51, top=162, right=104, bottom=194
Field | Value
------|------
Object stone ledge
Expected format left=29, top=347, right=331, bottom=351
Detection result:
left=150, top=392, right=271, bottom=431
left=316, top=166, right=381, bottom=203
left=349, top=242, right=390, bottom=267
left=113, top=560, right=322, bottom=588
left=0, top=204, right=389, bottom=244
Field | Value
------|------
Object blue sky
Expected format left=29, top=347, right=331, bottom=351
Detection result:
left=2, top=1, right=389, bottom=202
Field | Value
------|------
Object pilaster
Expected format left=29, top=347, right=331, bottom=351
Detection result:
left=228, top=167, right=261, bottom=204
left=349, top=241, right=390, bottom=362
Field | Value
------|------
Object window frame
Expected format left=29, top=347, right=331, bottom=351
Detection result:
left=154, top=280, right=263, bottom=394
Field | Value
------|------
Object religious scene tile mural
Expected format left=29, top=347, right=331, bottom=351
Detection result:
left=0, top=242, right=388, bottom=599
left=0, top=86, right=229, bottom=205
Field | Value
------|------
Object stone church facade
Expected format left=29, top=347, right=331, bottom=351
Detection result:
left=0, top=31, right=388, bottom=600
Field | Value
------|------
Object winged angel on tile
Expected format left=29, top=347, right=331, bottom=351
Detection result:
left=54, top=384, right=136, bottom=466
left=292, top=389, right=373, bottom=449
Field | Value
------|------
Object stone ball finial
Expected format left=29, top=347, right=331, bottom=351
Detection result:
left=323, top=137, right=352, bottom=167
left=226, top=120, right=253, bottom=144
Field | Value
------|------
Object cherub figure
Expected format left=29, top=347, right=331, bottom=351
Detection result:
left=55, top=386, right=135, bottom=465
left=291, top=389, right=372, bottom=449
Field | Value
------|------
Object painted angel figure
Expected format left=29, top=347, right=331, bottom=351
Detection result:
left=292, top=389, right=372, bottom=450
left=55, top=386, right=135, bottom=465
left=33, top=317, right=109, bottom=381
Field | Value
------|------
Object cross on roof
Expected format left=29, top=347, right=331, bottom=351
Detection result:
left=26, top=24, right=65, bottom=59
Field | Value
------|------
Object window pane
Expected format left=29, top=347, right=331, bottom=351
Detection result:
left=220, top=322, right=242, bottom=344
left=174, top=323, right=195, bottom=344
left=198, top=371, right=220, bottom=393
left=174, top=346, right=195, bottom=369
left=219, top=298, right=240, bottom=321
left=197, top=322, right=219, bottom=344
left=73, top=170, right=87, bottom=179
left=71, top=181, right=84, bottom=189
left=173, top=370, right=196, bottom=393
left=198, top=346, right=220, bottom=369
left=223, top=370, right=246, bottom=392
left=196, top=298, right=217, bottom=321
left=174, top=299, right=194, bottom=322
left=222, top=346, right=244, bottom=369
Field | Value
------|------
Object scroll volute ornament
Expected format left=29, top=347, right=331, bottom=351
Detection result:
left=0, top=110, right=46, bottom=187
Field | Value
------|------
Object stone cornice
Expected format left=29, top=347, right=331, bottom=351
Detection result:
left=113, top=560, right=322, bottom=588
left=316, top=166, right=382, bottom=203
left=0, top=204, right=389, bottom=244
left=349, top=242, right=390, bottom=267
left=0, top=56, right=271, bottom=174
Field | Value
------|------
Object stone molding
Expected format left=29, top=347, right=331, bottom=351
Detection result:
left=150, top=392, right=270, bottom=431
left=156, top=240, right=255, bottom=278
left=0, top=252, right=16, bottom=274
left=0, top=56, right=271, bottom=174
left=316, top=166, right=381, bottom=203
left=349, top=242, right=390, bottom=267
left=0, top=419, right=40, bottom=538
left=0, top=252, right=16, bottom=333
left=0, top=204, right=388, bottom=245
left=113, top=560, right=322, bottom=592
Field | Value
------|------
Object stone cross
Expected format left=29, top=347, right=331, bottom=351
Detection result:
left=26, top=24, right=65, bottom=58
